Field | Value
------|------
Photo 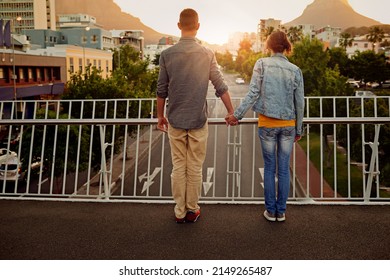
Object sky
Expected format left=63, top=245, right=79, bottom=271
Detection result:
left=113, top=0, right=390, bottom=45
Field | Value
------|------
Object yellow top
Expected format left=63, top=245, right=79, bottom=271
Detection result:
left=258, top=114, right=296, bottom=128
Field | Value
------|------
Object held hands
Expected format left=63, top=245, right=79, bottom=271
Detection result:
left=225, top=113, right=239, bottom=126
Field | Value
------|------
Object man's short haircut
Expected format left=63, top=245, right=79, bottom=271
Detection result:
left=179, top=8, right=199, bottom=31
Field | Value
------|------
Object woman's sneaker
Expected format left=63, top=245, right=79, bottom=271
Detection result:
left=276, top=213, right=286, bottom=222
left=263, top=210, right=276, bottom=222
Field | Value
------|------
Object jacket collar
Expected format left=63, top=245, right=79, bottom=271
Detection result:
left=271, top=53, right=288, bottom=61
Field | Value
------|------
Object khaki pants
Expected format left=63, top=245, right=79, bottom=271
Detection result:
left=168, top=123, right=208, bottom=219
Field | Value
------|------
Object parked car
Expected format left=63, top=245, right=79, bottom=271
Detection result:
left=235, top=77, right=245, bottom=84
left=367, top=82, right=380, bottom=88
left=0, top=148, right=17, bottom=162
left=355, top=91, right=375, bottom=97
left=381, top=80, right=390, bottom=88
left=347, top=80, right=360, bottom=88
left=0, top=156, right=24, bottom=182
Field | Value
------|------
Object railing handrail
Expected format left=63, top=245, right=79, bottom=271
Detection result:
left=1, top=117, right=389, bottom=125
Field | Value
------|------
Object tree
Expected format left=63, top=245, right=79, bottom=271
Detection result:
left=261, top=26, right=275, bottom=43
left=235, top=38, right=254, bottom=73
left=62, top=45, right=159, bottom=172
left=290, top=36, right=330, bottom=97
left=327, top=47, right=351, bottom=78
left=215, top=51, right=234, bottom=71
left=287, top=26, right=304, bottom=45
left=366, top=26, right=385, bottom=51
left=339, top=32, right=354, bottom=50
left=349, top=50, right=390, bottom=84
left=19, top=110, right=90, bottom=192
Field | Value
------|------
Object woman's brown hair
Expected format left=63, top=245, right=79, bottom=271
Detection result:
left=266, top=30, right=292, bottom=53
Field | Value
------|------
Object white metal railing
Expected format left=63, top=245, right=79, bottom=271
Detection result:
left=0, top=97, right=389, bottom=204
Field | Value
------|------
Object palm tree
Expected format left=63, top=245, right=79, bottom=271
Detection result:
left=339, top=32, right=354, bottom=50
left=287, top=26, right=304, bottom=44
left=261, top=26, right=275, bottom=42
left=366, top=26, right=385, bottom=51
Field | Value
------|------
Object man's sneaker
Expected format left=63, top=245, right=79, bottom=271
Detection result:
left=263, top=210, right=276, bottom=222
left=186, top=210, right=201, bottom=223
left=276, top=213, right=286, bottom=222
left=175, top=217, right=186, bottom=224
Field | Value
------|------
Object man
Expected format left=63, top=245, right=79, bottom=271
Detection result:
left=156, top=8, right=235, bottom=223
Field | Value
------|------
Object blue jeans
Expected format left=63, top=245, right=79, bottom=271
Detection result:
left=259, top=127, right=296, bottom=215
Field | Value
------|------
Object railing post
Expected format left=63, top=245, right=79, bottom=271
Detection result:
left=98, top=125, right=111, bottom=200
left=364, top=124, right=381, bottom=202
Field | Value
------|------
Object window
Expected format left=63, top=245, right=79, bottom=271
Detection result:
left=79, top=58, right=83, bottom=72
left=0, top=68, right=4, bottom=79
left=69, top=57, right=74, bottom=73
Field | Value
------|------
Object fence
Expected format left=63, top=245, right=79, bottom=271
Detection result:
left=0, top=96, right=389, bottom=204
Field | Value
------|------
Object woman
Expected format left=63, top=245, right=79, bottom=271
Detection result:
left=226, top=30, right=304, bottom=222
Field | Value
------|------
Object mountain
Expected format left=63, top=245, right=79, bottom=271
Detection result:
left=284, top=0, right=381, bottom=30
left=55, top=0, right=166, bottom=44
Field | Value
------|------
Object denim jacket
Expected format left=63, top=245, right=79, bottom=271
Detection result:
left=233, top=53, right=305, bottom=135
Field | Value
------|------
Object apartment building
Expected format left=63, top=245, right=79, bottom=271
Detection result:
left=315, top=25, right=342, bottom=48
left=0, top=0, right=56, bottom=33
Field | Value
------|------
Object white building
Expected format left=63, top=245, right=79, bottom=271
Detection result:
left=57, top=14, right=100, bottom=29
left=294, top=24, right=316, bottom=40
left=315, top=26, right=342, bottom=48
left=344, top=34, right=390, bottom=58
left=143, top=44, right=173, bottom=68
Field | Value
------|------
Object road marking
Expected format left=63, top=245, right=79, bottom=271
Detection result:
left=138, top=167, right=161, bottom=193
left=259, top=168, right=278, bottom=188
left=203, top=167, right=214, bottom=195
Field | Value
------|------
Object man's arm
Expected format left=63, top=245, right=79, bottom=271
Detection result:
left=157, top=96, right=168, bottom=132
left=220, top=91, right=234, bottom=115
left=220, top=91, right=239, bottom=126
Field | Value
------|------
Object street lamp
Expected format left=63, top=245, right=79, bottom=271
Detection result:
left=138, top=36, right=144, bottom=60
left=118, top=36, right=123, bottom=69
left=82, top=26, right=90, bottom=72
left=12, top=16, right=22, bottom=102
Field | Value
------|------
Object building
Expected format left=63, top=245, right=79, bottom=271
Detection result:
left=0, top=45, right=66, bottom=120
left=294, top=24, right=316, bottom=40
left=25, top=28, right=115, bottom=51
left=315, top=26, right=342, bottom=49
left=344, top=34, right=390, bottom=58
left=111, top=30, right=144, bottom=59
left=57, top=14, right=100, bottom=29
left=0, top=0, right=56, bottom=34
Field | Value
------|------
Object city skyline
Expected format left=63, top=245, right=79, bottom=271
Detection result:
left=113, top=0, right=390, bottom=45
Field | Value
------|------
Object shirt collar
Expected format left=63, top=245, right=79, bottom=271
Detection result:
left=179, top=37, right=197, bottom=42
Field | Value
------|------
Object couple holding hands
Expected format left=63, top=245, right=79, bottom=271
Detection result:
left=157, top=8, right=304, bottom=223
